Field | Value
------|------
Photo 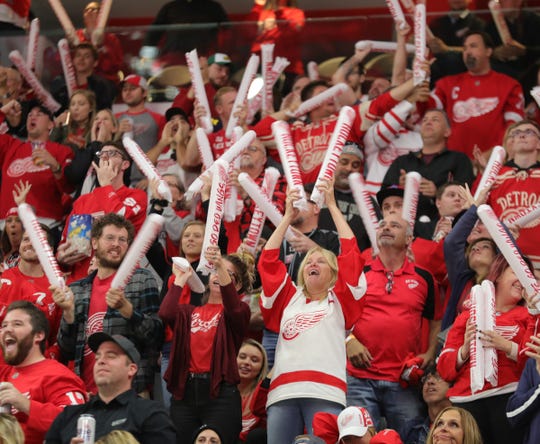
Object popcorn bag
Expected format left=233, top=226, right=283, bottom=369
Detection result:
left=66, top=214, right=93, bottom=257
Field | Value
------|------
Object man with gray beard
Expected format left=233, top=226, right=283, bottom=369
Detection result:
left=424, top=31, right=523, bottom=160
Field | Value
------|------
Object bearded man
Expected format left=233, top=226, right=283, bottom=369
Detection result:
left=52, top=213, right=163, bottom=396
left=0, top=301, right=86, bottom=444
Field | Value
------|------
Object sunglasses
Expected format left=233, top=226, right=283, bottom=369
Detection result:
left=386, top=271, right=394, bottom=294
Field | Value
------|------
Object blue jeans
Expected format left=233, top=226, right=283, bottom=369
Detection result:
left=160, top=341, right=172, bottom=410
left=267, top=398, right=343, bottom=444
left=262, top=328, right=279, bottom=368
left=346, top=375, right=424, bottom=436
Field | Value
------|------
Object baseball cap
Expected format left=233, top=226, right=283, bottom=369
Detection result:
left=165, top=107, right=189, bottom=122
left=88, top=333, right=141, bottom=365
left=208, top=53, right=232, bottom=66
left=376, top=185, right=404, bottom=207
left=341, top=141, right=363, bottom=160
left=122, top=74, right=148, bottom=91
left=338, top=406, right=374, bottom=440
left=370, top=429, right=403, bottom=444
left=27, top=99, right=55, bottom=121
left=292, top=435, right=326, bottom=444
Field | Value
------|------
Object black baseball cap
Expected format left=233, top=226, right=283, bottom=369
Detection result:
left=376, top=185, right=404, bottom=207
left=26, top=99, right=55, bottom=121
left=165, top=107, right=189, bottom=122
left=88, top=332, right=141, bottom=365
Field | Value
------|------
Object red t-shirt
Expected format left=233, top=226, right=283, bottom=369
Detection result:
left=488, top=163, right=540, bottom=269
left=189, top=303, right=223, bottom=373
left=0, top=268, right=62, bottom=355
left=0, top=136, right=74, bottom=222
left=348, top=257, right=437, bottom=382
left=81, top=274, right=112, bottom=393
left=0, top=359, right=86, bottom=444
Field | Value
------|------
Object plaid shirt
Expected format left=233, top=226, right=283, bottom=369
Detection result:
left=57, top=269, right=163, bottom=392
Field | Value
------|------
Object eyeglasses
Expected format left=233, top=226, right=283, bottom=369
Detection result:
left=509, top=128, right=540, bottom=139
left=102, top=234, right=129, bottom=245
left=386, top=271, right=394, bottom=294
left=84, top=7, right=99, bottom=13
left=96, top=150, right=124, bottom=159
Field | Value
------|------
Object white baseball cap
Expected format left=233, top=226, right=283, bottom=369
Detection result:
left=338, top=407, right=374, bottom=440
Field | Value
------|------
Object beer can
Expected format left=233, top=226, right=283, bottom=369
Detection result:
left=122, top=117, right=134, bottom=139
left=77, top=414, right=96, bottom=444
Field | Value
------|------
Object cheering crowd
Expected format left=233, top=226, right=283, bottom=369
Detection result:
left=1, top=0, right=540, bottom=444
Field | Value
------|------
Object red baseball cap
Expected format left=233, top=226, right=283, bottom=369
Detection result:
left=370, top=429, right=403, bottom=444
left=122, top=74, right=148, bottom=91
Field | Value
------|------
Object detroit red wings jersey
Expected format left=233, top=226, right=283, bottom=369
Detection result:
left=208, top=128, right=235, bottom=160
left=488, top=163, right=540, bottom=268
left=62, top=185, right=147, bottom=242
left=364, top=100, right=423, bottom=196
left=0, top=268, right=62, bottom=352
left=437, top=306, right=531, bottom=403
left=430, top=70, right=523, bottom=158
left=258, top=238, right=366, bottom=407
left=255, top=91, right=399, bottom=184
left=60, top=185, right=147, bottom=283
left=0, top=359, right=86, bottom=444
left=0, top=136, right=74, bottom=222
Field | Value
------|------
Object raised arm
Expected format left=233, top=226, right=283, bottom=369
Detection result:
left=332, top=46, right=370, bottom=85
left=389, top=59, right=431, bottom=102
left=319, top=179, right=354, bottom=240
left=391, top=20, right=411, bottom=86
left=263, top=187, right=299, bottom=251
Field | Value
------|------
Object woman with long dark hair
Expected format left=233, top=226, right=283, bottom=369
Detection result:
left=159, top=247, right=253, bottom=444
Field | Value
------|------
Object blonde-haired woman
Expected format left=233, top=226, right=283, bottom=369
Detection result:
left=64, top=107, right=122, bottom=196
left=426, top=407, right=483, bottom=444
left=237, top=339, right=269, bottom=442
left=52, top=89, right=97, bottom=151
left=95, top=430, right=140, bottom=444
left=0, top=413, right=24, bottom=444
left=258, top=180, right=365, bottom=444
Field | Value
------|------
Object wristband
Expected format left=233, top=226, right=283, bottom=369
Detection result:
left=345, top=334, right=356, bottom=344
